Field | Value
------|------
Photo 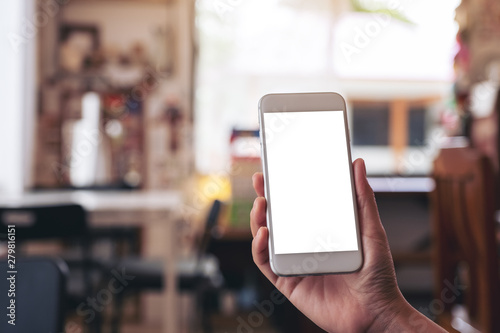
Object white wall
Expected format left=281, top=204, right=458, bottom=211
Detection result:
left=0, top=0, right=36, bottom=194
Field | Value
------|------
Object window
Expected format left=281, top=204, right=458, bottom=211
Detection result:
left=195, top=0, right=460, bottom=175
left=408, top=107, right=427, bottom=147
left=352, top=104, right=389, bottom=146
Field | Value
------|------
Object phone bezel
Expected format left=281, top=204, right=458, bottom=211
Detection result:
left=258, top=92, right=363, bottom=276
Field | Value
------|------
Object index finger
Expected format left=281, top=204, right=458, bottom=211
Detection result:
left=252, top=172, right=265, bottom=197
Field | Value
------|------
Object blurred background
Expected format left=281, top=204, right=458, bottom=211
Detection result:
left=1, top=0, right=499, bottom=332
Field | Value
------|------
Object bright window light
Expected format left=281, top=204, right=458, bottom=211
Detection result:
left=195, top=0, right=459, bottom=174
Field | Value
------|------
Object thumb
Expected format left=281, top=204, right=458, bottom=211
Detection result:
left=352, top=158, right=387, bottom=242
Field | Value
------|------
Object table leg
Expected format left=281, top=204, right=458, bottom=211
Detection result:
left=163, top=213, right=179, bottom=333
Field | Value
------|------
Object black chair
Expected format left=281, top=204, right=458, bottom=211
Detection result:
left=0, top=204, right=103, bottom=332
left=108, top=199, right=224, bottom=333
left=0, top=257, right=69, bottom=333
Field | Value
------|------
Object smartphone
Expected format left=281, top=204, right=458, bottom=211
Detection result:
left=258, top=92, right=363, bottom=276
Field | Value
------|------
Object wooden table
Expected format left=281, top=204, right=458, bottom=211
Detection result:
left=0, top=190, right=183, bottom=333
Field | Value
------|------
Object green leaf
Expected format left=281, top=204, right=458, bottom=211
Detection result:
left=350, top=0, right=415, bottom=25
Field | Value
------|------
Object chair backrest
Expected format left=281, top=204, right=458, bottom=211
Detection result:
left=197, top=199, right=222, bottom=260
left=0, top=204, right=87, bottom=241
left=0, top=257, right=68, bottom=332
left=432, top=146, right=500, bottom=332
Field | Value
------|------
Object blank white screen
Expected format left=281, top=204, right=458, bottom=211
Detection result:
left=263, top=111, right=358, bottom=254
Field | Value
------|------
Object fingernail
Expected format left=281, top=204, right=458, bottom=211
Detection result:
left=256, top=227, right=262, bottom=238
left=361, top=159, right=367, bottom=176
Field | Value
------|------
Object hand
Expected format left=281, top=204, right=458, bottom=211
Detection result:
left=250, top=158, right=447, bottom=333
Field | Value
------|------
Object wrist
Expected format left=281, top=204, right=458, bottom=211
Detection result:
left=366, top=294, right=447, bottom=333
left=365, top=295, right=409, bottom=333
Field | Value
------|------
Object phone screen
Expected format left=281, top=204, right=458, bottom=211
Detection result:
left=263, top=110, right=359, bottom=255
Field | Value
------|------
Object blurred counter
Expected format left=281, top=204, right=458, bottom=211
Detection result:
left=0, top=190, right=183, bottom=226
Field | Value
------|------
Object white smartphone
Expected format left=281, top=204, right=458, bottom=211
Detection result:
left=258, top=92, right=363, bottom=276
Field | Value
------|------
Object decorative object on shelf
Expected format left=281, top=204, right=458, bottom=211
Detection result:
left=164, top=96, right=183, bottom=153
left=59, top=25, right=100, bottom=73
left=102, top=92, right=145, bottom=188
left=152, top=25, right=175, bottom=75
left=453, top=0, right=500, bottom=171
left=60, top=90, right=83, bottom=119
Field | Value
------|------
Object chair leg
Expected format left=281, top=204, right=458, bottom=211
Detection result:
left=199, top=287, right=214, bottom=333
left=111, top=291, right=125, bottom=333
left=89, top=309, right=103, bottom=333
left=476, top=260, right=500, bottom=333
left=434, top=251, right=456, bottom=325
left=466, top=262, right=478, bottom=321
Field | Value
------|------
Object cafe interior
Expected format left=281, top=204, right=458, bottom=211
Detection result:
left=1, top=0, right=500, bottom=332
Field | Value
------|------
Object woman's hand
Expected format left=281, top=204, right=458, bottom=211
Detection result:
left=250, top=158, right=447, bottom=333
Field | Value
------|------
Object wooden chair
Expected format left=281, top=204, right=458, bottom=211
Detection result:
left=432, top=146, right=500, bottom=332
